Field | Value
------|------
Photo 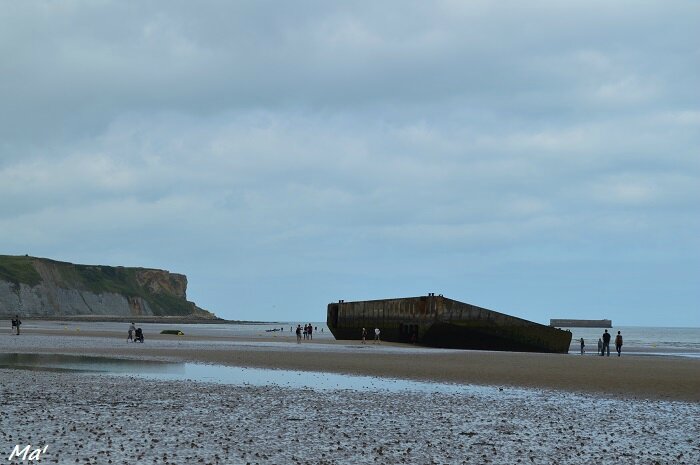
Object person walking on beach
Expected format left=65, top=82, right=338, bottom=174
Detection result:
left=374, top=327, right=381, bottom=344
left=13, top=315, right=21, bottom=335
left=602, top=329, right=611, bottom=356
left=361, top=327, right=367, bottom=344
left=580, top=337, right=585, bottom=355
left=296, top=325, right=302, bottom=343
left=307, top=324, right=313, bottom=340
left=598, top=338, right=603, bottom=356
left=615, top=331, right=623, bottom=357
left=127, top=322, right=135, bottom=342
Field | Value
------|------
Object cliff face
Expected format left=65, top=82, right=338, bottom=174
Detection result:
left=0, top=255, right=216, bottom=318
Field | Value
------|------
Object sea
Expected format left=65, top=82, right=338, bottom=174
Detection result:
left=562, top=325, right=700, bottom=358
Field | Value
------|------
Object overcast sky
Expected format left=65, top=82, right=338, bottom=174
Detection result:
left=1, top=1, right=698, bottom=326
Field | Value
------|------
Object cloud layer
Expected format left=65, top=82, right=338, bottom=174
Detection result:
left=1, top=1, right=698, bottom=325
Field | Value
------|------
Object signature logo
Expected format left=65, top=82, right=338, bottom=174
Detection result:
left=8, top=445, right=48, bottom=462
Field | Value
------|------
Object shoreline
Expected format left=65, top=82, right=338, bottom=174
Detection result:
left=0, top=315, right=277, bottom=324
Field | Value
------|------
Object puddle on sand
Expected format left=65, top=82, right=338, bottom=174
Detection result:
left=0, top=353, right=489, bottom=394
left=0, top=353, right=179, bottom=374
left=136, top=363, right=475, bottom=393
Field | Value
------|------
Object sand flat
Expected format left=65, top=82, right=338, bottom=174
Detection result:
left=3, top=328, right=700, bottom=401
left=2, top=369, right=699, bottom=465
left=2, top=329, right=700, bottom=464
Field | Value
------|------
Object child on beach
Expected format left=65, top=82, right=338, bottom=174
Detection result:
left=598, top=338, right=603, bottom=356
left=580, top=338, right=585, bottom=354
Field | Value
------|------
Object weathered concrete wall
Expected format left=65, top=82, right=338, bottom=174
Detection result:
left=327, top=295, right=572, bottom=353
left=550, top=319, right=612, bottom=328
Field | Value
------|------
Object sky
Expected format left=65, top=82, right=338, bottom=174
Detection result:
left=1, top=1, right=698, bottom=326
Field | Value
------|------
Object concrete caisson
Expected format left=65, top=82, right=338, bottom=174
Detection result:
left=327, top=294, right=572, bottom=353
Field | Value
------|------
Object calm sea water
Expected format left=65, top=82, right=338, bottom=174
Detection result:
left=563, top=326, right=700, bottom=357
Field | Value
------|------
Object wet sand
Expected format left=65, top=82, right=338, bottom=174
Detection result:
left=5, top=327, right=700, bottom=401
left=2, top=329, right=700, bottom=464
left=1, top=368, right=698, bottom=465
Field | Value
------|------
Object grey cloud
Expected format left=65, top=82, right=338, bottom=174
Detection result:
left=3, top=1, right=698, bottom=143
left=1, top=1, right=698, bottom=324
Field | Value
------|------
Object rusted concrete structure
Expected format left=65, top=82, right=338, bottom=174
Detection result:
left=550, top=319, right=612, bottom=328
left=327, top=294, right=572, bottom=353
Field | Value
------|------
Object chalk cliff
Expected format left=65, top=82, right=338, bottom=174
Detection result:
left=0, top=255, right=216, bottom=319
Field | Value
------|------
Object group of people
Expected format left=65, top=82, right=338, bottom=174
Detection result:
left=126, top=322, right=144, bottom=343
left=580, top=329, right=623, bottom=356
left=10, top=315, right=21, bottom=335
left=361, top=327, right=381, bottom=344
left=295, top=324, right=315, bottom=343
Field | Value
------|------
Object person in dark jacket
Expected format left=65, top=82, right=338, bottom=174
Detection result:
left=602, top=329, right=611, bottom=356
left=615, top=331, right=623, bottom=357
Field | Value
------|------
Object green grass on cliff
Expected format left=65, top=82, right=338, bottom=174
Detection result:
left=0, top=255, right=42, bottom=286
left=0, top=255, right=207, bottom=317
left=60, top=264, right=140, bottom=295
left=66, top=264, right=197, bottom=316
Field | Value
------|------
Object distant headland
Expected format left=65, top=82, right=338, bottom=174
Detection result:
left=0, top=254, right=217, bottom=320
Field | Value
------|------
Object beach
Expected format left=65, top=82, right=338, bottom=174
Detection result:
left=2, top=322, right=699, bottom=464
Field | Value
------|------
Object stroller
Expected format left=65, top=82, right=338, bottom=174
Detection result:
left=134, top=327, right=144, bottom=343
